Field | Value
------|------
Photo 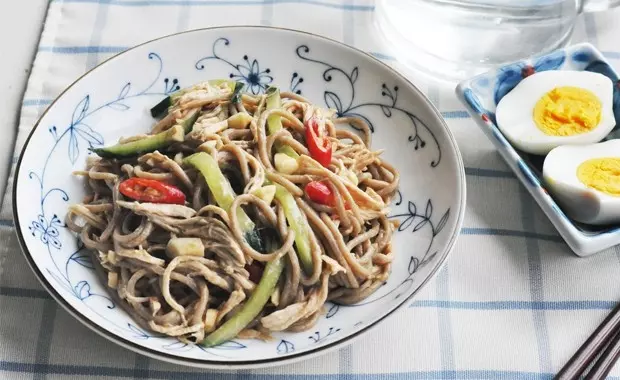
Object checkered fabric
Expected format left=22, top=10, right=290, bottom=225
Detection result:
left=2, top=1, right=620, bottom=379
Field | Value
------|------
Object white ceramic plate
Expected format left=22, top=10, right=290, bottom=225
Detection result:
left=13, top=26, right=466, bottom=369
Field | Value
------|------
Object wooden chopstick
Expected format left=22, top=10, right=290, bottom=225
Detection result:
left=555, top=301, right=620, bottom=380
left=584, top=327, right=620, bottom=380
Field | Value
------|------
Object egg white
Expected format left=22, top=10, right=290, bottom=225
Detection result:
left=543, top=139, right=620, bottom=225
left=496, top=70, right=615, bottom=156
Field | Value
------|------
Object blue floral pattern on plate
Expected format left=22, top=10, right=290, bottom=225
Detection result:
left=13, top=27, right=465, bottom=368
left=456, top=42, right=620, bottom=256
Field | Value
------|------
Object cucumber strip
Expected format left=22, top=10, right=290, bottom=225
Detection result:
left=274, top=184, right=313, bottom=275
left=201, top=247, right=283, bottom=347
left=231, top=81, right=244, bottom=105
left=179, top=109, right=200, bottom=134
left=183, top=152, right=262, bottom=251
left=149, top=97, right=171, bottom=118
left=265, top=86, right=299, bottom=158
left=90, top=125, right=184, bottom=158
left=265, top=86, right=313, bottom=275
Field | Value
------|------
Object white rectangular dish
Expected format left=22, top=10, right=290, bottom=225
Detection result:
left=456, top=43, right=620, bottom=256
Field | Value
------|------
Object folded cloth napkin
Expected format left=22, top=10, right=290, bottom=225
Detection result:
left=3, top=1, right=620, bottom=379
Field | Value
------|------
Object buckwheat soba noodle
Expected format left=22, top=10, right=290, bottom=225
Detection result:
left=66, top=80, right=399, bottom=346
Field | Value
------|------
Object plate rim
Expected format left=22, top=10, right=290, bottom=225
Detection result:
left=12, top=25, right=467, bottom=369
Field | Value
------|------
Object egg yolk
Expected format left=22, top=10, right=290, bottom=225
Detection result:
left=577, top=157, right=620, bottom=196
left=533, top=86, right=602, bottom=136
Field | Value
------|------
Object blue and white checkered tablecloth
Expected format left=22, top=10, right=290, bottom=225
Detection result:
left=3, top=1, right=620, bottom=379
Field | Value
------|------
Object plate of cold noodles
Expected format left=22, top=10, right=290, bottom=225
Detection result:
left=66, top=80, right=400, bottom=346
left=14, top=26, right=465, bottom=368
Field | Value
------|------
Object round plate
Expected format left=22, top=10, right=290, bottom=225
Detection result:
left=13, top=26, right=466, bottom=369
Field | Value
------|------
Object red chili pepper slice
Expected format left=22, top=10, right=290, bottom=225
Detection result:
left=305, top=116, right=332, bottom=167
left=119, top=178, right=186, bottom=205
left=305, top=181, right=336, bottom=206
left=305, top=180, right=356, bottom=210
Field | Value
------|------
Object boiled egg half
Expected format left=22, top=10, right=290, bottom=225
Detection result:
left=496, top=70, right=615, bottom=155
left=543, top=139, right=620, bottom=225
